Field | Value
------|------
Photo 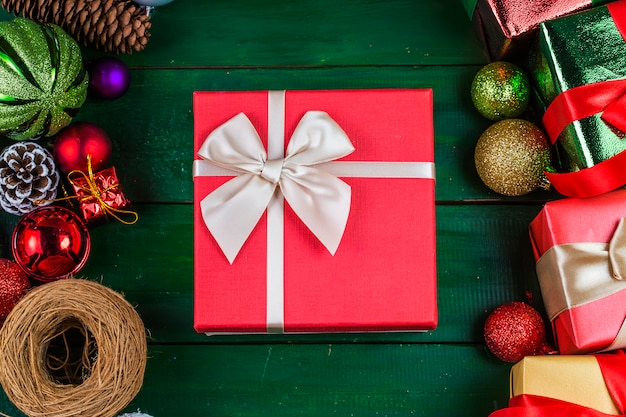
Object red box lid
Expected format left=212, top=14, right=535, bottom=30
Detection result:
left=193, top=89, right=437, bottom=334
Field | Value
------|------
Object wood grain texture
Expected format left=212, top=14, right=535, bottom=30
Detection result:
left=0, top=1, right=551, bottom=416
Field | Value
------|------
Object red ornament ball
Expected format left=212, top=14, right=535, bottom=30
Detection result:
left=0, top=259, right=30, bottom=323
left=12, top=206, right=91, bottom=282
left=53, top=121, right=112, bottom=174
left=484, top=301, right=547, bottom=363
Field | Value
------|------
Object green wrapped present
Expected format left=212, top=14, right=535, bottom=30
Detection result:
left=530, top=0, right=626, bottom=197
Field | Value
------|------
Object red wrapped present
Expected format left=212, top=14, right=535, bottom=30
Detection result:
left=192, top=89, right=437, bottom=334
left=462, top=0, right=612, bottom=61
left=489, top=350, right=626, bottom=416
left=68, top=163, right=137, bottom=225
left=529, top=189, right=626, bottom=354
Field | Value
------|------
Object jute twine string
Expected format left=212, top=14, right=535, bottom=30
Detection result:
left=0, top=279, right=148, bottom=417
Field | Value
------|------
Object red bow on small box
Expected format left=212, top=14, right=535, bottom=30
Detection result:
left=490, top=350, right=626, bottom=417
left=67, top=155, right=138, bottom=225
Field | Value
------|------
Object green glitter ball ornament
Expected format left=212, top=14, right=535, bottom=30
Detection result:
left=474, top=119, right=552, bottom=196
left=471, top=61, right=530, bottom=121
left=0, top=18, right=88, bottom=141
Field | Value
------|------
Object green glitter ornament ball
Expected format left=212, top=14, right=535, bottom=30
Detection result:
left=474, top=119, right=552, bottom=196
left=0, top=18, right=88, bottom=141
left=471, top=61, right=530, bottom=121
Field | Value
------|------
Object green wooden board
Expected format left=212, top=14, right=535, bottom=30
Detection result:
left=0, top=1, right=563, bottom=416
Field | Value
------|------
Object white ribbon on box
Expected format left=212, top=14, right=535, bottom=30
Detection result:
left=193, top=90, right=435, bottom=333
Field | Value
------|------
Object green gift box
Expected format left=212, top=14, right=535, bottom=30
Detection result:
left=529, top=0, right=626, bottom=197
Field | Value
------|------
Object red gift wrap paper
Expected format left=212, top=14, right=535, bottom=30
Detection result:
left=529, top=189, right=626, bottom=354
left=70, top=166, right=132, bottom=224
left=192, top=89, right=437, bottom=334
left=467, top=0, right=605, bottom=61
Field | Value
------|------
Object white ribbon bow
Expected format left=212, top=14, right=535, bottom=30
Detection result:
left=197, top=110, right=355, bottom=264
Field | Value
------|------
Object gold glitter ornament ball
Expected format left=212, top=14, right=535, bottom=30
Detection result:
left=474, top=119, right=552, bottom=196
left=471, top=61, right=530, bottom=121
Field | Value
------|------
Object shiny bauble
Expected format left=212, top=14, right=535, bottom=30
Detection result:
left=0, top=18, right=88, bottom=140
left=53, top=122, right=112, bottom=174
left=88, top=57, right=131, bottom=100
left=474, top=119, right=552, bottom=196
left=0, top=258, right=30, bottom=323
left=471, top=61, right=530, bottom=121
left=484, top=302, right=548, bottom=363
left=12, top=206, right=90, bottom=282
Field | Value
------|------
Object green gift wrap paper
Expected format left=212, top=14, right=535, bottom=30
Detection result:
left=530, top=2, right=626, bottom=181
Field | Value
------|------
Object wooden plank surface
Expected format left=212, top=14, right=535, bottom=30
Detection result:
left=0, top=1, right=550, bottom=416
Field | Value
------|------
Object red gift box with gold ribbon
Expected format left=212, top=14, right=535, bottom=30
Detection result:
left=529, top=189, right=626, bottom=354
left=192, top=89, right=437, bottom=334
left=68, top=164, right=136, bottom=225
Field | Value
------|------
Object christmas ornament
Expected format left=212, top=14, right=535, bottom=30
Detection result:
left=88, top=57, right=131, bottom=100
left=0, top=279, right=147, bottom=417
left=0, top=258, right=30, bottom=324
left=118, top=413, right=154, bottom=417
left=0, top=18, right=87, bottom=140
left=69, top=159, right=138, bottom=225
left=0, top=142, right=60, bottom=215
left=474, top=119, right=552, bottom=196
left=54, top=122, right=112, bottom=174
left=471, top=61, right=530, bottom=121
left=1, top=0, right=152, bottom=54
left=12, top=206, right=90, bottom=282
left=484, top=301, right=552, bottom=363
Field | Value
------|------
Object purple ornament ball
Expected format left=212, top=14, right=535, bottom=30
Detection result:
left=88, top=57, right=131, bottom=100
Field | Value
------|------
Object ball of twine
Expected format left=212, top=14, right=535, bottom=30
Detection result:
left=0, top=278, right=147, bottom=417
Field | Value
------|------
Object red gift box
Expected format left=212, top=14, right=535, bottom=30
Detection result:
left=192, top=89, right=437, bottom=334
left=463, top=0, right=609, bottom=61
left=529, top=189, right=626, bottom=354
left=69, top=166, right=134, bottom=224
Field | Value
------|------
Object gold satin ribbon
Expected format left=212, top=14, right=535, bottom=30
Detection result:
left=536, top=217, right=626, bottom=351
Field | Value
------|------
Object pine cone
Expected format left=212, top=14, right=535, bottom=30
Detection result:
left=0, top=142, right=60, bottom=215
left=1, top=0, right=151, bottom=54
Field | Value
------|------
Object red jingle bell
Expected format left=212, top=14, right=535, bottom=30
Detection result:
left=54, top=122, right=112, bottom=174
left=12, top=206, right=91, bottom=282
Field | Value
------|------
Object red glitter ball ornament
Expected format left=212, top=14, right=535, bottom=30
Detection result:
left=0, top=259, right=30, bottom=323
left=53, top=121, right=112, bottom=174
left=484, top=301, right=548, bottom=363
left=11, top=206, right=91, bottom=282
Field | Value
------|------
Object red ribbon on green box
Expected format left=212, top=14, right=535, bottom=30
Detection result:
left=489, top=350, right=626, bottom=416
left=542, top=0, right=626, bottom=198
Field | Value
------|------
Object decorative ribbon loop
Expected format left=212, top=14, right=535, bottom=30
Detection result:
left=197, top=111, right=355, bottom=264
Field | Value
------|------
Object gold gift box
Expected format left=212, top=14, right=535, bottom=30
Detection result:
left=511, top=355, right=619, bottom=415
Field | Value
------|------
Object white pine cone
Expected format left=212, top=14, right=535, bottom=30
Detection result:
left=0, top=142, right=60, bottom=215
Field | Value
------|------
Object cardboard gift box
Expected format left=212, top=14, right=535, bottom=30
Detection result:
left=489, top=352, right=626, bottom=416
left=192, top=89, right=437, bottom=334
left=461, top=0, right=611, bottom=61
left=529, top=0, right=626, bottom=197
left=529, top=189, right=626, bottom=354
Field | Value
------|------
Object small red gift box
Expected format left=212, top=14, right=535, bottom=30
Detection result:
left=193, top=89, right=437, bottom=334
left=69, top=166, right=134, bottom=224
left=529, top=189, right=626, bottom=354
